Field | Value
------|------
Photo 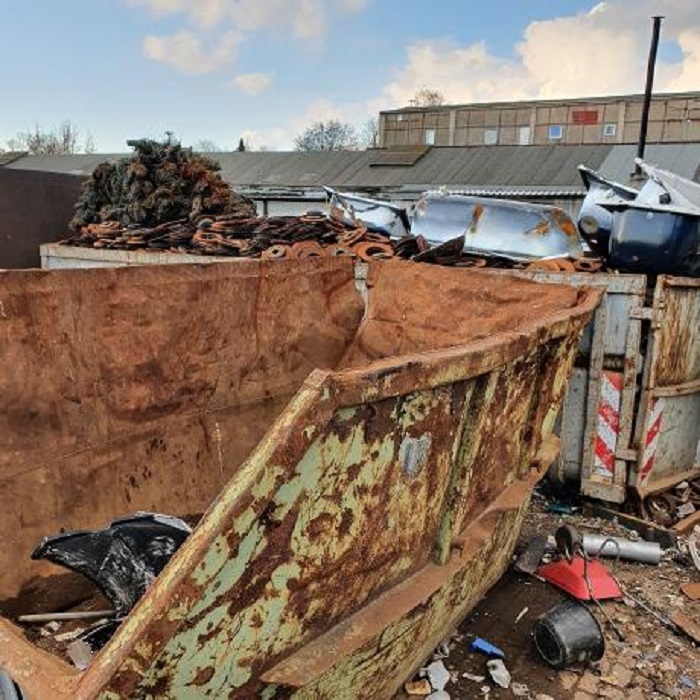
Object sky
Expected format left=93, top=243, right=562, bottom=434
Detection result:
left=1, top=0, right=699, bottom=152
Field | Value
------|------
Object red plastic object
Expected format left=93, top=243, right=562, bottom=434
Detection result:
left=536, top=556, right=623, bottom=600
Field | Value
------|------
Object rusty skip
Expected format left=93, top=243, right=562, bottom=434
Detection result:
left=0, top=258, right=601, bottom=699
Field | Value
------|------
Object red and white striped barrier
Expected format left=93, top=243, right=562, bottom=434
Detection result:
left=594, top=371, right=623, bottom=477
left=639, top=397, right=664, bottom=484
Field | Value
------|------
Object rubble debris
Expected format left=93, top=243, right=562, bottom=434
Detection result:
left=425, top=691, right=450, bottom=700
left=640, top=477, right=700, bottom=529
left=680, top=582, right=700, bottom=600
left=671, top=611, right=700, bottom=643
left=514, top=536, right=548, bottom=574
left=680, top=675, right=697, bottom=690
left=404, top=679, right=432, bottom=695
left=32, top=513, right=191, bottom=617
left=688, top=540, right=700, bottom=572
left=545, top=501, right=579, bottom=516
left=461, top=672, right=486, bottom=683
left=582, top=502, right=677, bottom=549
left=486, top=659, right=511, bottom=689
left=66, top=639, right=92, bottom=671
left=469, top=637, right=505, bottom=658
left=514, top=606, right=529, bottom=625
left=532, top=599, right=605, bottom=669
left=511, top=681, right=530, bottom=696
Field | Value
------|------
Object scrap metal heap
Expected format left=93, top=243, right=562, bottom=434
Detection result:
left=61, top=139, right=605, bottom=269
left=62, top=144, right=699, bottom=276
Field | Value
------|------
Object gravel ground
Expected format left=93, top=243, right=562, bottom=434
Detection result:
left=397, top=493, right=700, bottom=700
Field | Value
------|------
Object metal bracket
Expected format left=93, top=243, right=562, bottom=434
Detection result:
left=629, top=307, right=653, bottom=321
left=616, top=447, right=638, bottom=462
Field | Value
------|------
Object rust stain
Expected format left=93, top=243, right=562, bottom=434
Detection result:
left=467, top=205, right=484, bottom=234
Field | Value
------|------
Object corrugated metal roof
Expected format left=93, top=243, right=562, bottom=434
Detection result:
left=0, top=151, right=28, bottom=166
left=2, top=153, right=124, bottom=176
left=4, top=144, right=699, bottom=192
left=597, top=143, right=700, bottom=185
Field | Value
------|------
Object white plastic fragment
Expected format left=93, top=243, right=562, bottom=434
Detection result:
left=462, top=672, right=486, bottom=683
left=426, top=660, right=451, bottom=691
left=512, top=681, right=530, bottom=696
left=514, top=606, right=529, bottom=624
left=487, top=659, right=511, bottom=689
left=66, top=639, right=93, bottom=671
left=426, top=691, right=450, bottom=700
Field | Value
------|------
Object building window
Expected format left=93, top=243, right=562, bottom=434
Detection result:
left=518, top=126, right=531, bottom=145
left=424, top=129, right=436, bottom=145
left=484, top=128, right=498, bottom=145
left=548, top=125, right=564, bottom=140
left=572, top=109, right=599, bottom=125
left=603, top=123, right=617, bottom=137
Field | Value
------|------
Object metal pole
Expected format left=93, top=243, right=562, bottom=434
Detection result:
left=636, top=16, right=664, bottom=175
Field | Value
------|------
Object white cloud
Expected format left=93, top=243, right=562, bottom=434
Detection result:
left=142, top=29, right=239, bottom=74
left=240, top=127, right=290, bottom=151
left=130, top=0, right=369, bottom=61
left=378, top=1, right=700, bottom=106
left=231, top=72, right=274, bottom=94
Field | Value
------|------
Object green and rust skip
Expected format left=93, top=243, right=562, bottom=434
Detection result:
left=0, top=289, right=599, bottom=699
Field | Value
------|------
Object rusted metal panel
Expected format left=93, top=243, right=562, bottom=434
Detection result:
left=0, top=259, right=364, bottom=602
left=633, top=276, right=700, bottom=496
left=0, top=260, right=600, bottom=699
left=505, top=270, right=646, bottom=504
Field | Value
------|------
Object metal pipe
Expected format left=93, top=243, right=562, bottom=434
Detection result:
left=583, top=534, right=661, bottom=565
left=547, top=535, right=661, bottom=564
left=17, top=610, right=114, bottom=624
left=635, top=16, right=664, bottom=175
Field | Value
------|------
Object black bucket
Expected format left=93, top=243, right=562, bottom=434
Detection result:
left=533, top=599, right=605, bottom=669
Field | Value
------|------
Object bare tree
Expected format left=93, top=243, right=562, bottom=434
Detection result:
left=193, top=138, right=222, bottom=153
left=294, top=119, right=358, bottom=151
left=411, top=88, right=446, bottom=107
left=7, top=121, right=95, bottom=154
left=358, top=116, right=379, bottom=149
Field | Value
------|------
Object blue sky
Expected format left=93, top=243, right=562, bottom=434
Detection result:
left=1, top=1, right=698, bottom=151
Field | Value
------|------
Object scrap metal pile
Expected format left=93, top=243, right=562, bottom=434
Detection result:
left=61, top=144, right=698, bottom=275
left=61, top=140, right=606, bottom=269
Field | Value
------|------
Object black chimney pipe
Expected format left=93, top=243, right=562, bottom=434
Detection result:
left=636, top=16, right=664, bottom=175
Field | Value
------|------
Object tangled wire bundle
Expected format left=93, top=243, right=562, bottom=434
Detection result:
left=69, top=138, right=256, bottom=232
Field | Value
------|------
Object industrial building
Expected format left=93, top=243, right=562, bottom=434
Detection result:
left=379, top=91, right=700, bottom=148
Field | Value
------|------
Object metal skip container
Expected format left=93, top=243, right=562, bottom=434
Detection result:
left=0, top=258, right=600, bottom=698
